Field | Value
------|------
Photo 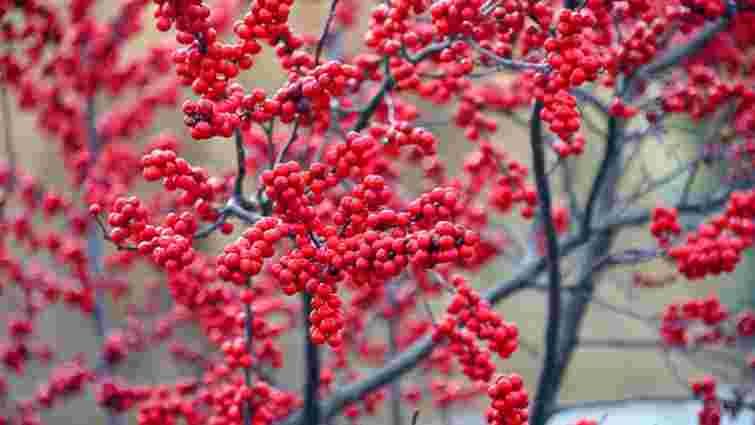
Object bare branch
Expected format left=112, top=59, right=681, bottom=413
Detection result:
left=529, top=99, right=565, bottom=425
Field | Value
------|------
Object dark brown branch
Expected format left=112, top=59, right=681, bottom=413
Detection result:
left=529, top=100, right=564, bottom=425
left=301, top=291, right=321, bottom=425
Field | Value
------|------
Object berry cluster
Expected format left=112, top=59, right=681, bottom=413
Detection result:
left=365, top=0, right=428, bottom=56
left=141, top=149, right=221, bottom=208
left=430, top=0, right=487, bottom=39
left=691, top=376, right=722, bottom=425
left=658, top=191, right=755, bottom=279
left=428, top=276, right=523, bottom=422
left=268, top=61, right=362, bottom=127
left=650, top=207, right=682, bottom=248
left=490, top=172, right=537, bottom=219
left=36, top=359, right=94, bottom=409
left=324, top=132, right=380, bottom=179
left=441, top=276, right=519, bottom=357
left=371, top=122, right=437, bottom=156
left=535, top=7, right=606, bottom=155
left=660, top=296, right=730, bottom=347
left=217, top=218, right=286, bottom=286
left=486, top=374, right=529, bottom=425
left=97, top=379, right=150, bottom=413
left=99, top=148, right=230, bottom=271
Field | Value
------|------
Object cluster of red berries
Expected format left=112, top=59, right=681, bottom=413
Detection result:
left=608, top=98, right=640, bottom=119
left=217, top=217, right=286, bottom=286
left=537, top=89, right=583, bottom=157
left=341, top=230, right=412, bottom=286
left=458, top=142, right=537, bottom=219
left=365, top=0, right=428, bottom=56
left=307, top=279, right=345, bottom=346
left=429, top=0, right=487, bottom=39
left=406, top=187, right=464, bottom=228
left=261, top=161, right=310, bottom=218
left=269, top=61, right=361, bottom=127
left=490, top=171, right=538, bottom=219
left=342, top=389, right=387, bottom=423
left=105, top=196, right=150, bottom=246
left=221, top=335, right=254, bottom=370
left=101, top=196, right=198, bottom=272
left=650, top=207, right=682, bottom=248
left=146, top=225, right=197, bottom=272
left=443, top=276, right=519, bottom=359
left=156, top=0, right=352, bottom=138
left=660, top=64, right=755, bottom=127
left=532, top=6, right=610, bottom=155
left=370, top=121, right=437, bottom=156
left=155, top=0, right=254, bottom=99
left=100, top=148, right=232, bottom=271
left=429, top=276, right=524, bottom=415
left=103, top=332, right=128, bottom=365
left=258, top=155, right=482, bottom=348
left=334, top=194, right=406, bottom=238
left=235, top=0, right=299, bottom=48
left=736, top=310, right=755, bottom=337
left=324, top=132, right=380, bottom=179
left=99, top=82, right=180, bottom=145
left=270, top=247, right=321, bottom=295
left=142, top=149, right=220, bottom=208
left=36, top=359, right=93, bottom=409
left=97, top=379, right=150, bottom=413
left=691, top=376, right=721, bottom=425
left=455, top=90, right=500, bottom=141
left=389, top=57, right=426, bottom=91
left=136, top=384, right=202, bottom=425
left=270, top=247, right=346, bottom=347
left=206, top=379, right=297, bottom=425
left=681, top=0, right=729, bottom=19
left=407, top=221, right=480, bottom=268
left=655, top=190, right=755, bottom=279
left=660, top=296, right=730, bottom=347
left=428, top=379, right=481, bottom=408
left=611, top=22, right=665, bottom=76
left=181, top=97, right=243, bottom=140
left=485, top=374, right=530, bottom=425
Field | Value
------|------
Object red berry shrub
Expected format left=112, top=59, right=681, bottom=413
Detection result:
left=1, top=0, right=754, bottom=424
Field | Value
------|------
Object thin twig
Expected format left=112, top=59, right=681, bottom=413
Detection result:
left=467, top=40, right=552, bottom=73
left=274, top=121, right=301, bottom=167
left=314, top=0, right=341, bottom=65
left=577, top=338, right=661, bottom=350
left=621, top=157, right=702, bottom=207
left=193, top=209, right=231, bottom=239
left=233, top=128, right=248, bottom=201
